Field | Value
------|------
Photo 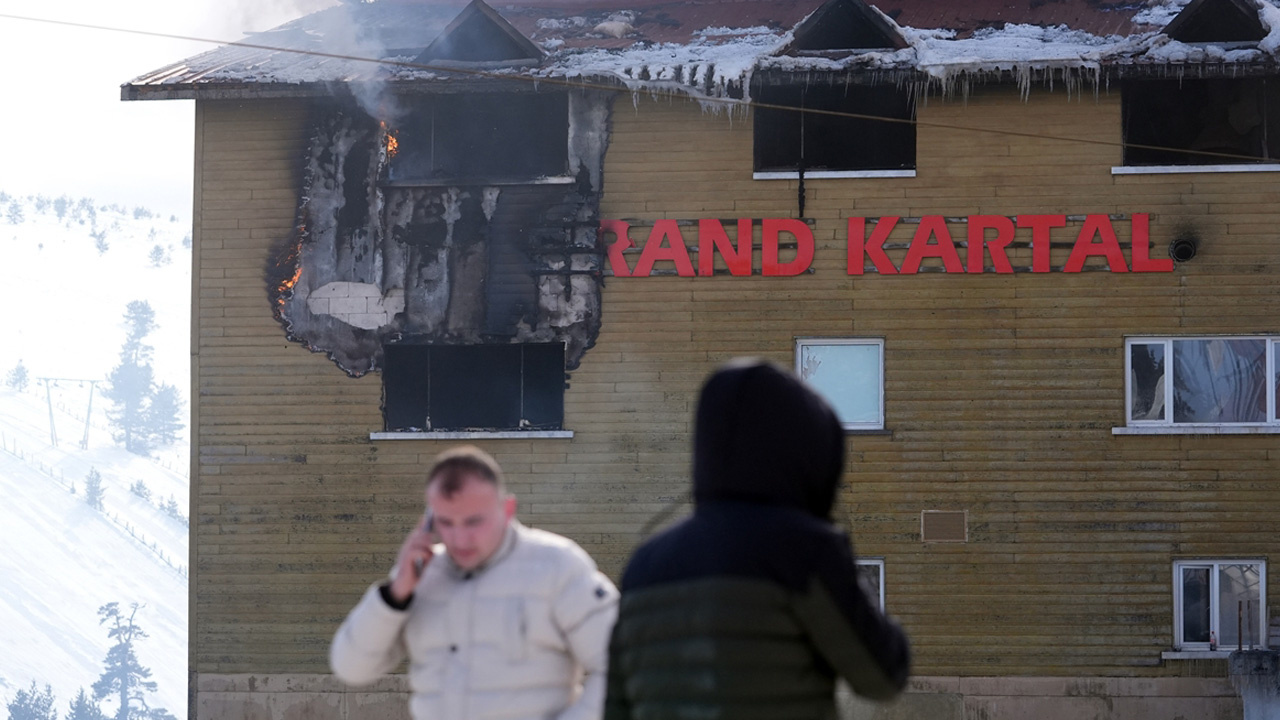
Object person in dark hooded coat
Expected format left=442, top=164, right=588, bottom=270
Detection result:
left=604, top=359, right=911, bottom=720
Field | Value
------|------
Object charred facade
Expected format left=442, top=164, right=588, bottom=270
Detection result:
left=269, top=90, right=614, bottom=377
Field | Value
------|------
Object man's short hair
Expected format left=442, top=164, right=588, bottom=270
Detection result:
left=427, top=445, right=505, bottom=498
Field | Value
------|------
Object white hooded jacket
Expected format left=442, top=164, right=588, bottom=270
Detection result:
left=331, top=521, right=619, bottom=720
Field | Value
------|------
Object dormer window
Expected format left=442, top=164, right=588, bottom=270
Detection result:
left=784, top=0, right=907, bottom=55
left=415, top=0, right=544, bottom=65
left=1161, top=0, right=1266, bottom=44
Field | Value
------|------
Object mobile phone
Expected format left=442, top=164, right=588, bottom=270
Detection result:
left=414, top=510, right=435, bottom=574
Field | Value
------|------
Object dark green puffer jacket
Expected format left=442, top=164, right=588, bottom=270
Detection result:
left=604, top=361, right=911, bottom=720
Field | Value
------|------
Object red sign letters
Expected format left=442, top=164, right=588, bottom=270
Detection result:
left=602, top=214, right=1174, bottom=277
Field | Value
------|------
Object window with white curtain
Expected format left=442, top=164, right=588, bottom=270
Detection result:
left=1126, top=336, right=1278, bottom=427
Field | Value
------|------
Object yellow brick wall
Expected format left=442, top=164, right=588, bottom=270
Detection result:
left=192, top=85, right=1280, bottom=679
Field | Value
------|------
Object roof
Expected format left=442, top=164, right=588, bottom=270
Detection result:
left=123, top=0, right=1280, bottom=103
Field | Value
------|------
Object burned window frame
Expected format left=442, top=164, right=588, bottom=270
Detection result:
left=1124, top=335, right=1280, bottom=429
left=1120, top=78, right=1280, bottom=168
left=382, top=342, right=566, bottom=432
left=753, top=82, right=916, bottom=177
left=386, top=92, right=571, bottom=184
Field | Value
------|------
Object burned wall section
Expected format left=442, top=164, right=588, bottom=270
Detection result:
left=268, top=91, right=614, bottom=376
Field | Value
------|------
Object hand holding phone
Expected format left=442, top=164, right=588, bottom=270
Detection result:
left=389, top=510, right=436, bottom=603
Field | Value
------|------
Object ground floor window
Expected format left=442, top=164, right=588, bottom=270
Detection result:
left=382, top=343, right=565, bottom=431
left=1126, top=336, right=1278, bottom=427
left=857, top=558, right=885, bottom=611
left=1173, top=559, right=1267, bottom=650
left=796, top=338, right=885, bottom=430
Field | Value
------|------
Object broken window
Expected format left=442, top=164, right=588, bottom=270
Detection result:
left=754, top=84, right=914, bottom=174
left=388, top=94, right=569, bottom=184
left=382, top=342, right=565, bottom=431
left=1122, top=79, right=1280, bottom=166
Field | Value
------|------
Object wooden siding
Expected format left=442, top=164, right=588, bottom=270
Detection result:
left=192, top=86, right=1280, bottom=680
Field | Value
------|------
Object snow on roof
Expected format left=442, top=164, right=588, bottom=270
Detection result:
left=123, top=0, right=1280, bottom=104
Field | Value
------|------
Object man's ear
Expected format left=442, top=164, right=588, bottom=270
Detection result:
left=503, top=495, right=517, bottom=520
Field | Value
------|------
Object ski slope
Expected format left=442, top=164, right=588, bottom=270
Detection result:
left=0, top=194, right=189, bottom=716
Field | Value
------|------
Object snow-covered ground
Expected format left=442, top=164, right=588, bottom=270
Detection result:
left=0, top=191, right=189, bottom=717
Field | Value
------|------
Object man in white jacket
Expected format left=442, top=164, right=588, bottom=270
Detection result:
left=331, top=446, right=619, bottom=720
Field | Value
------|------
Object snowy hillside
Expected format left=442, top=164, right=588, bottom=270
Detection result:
left=0, top=190, right=189, bottom=718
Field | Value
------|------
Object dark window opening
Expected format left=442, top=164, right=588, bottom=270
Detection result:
left=753, top=84, right=915, bottom=173
left=383, top=343, right=565, bottom=431
left=388, top=94, right=568, bottom=184
left=1123, top=78, right=1280, bottom=166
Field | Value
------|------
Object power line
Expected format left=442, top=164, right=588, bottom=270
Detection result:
left=1, top=10, right=1276, bottom=164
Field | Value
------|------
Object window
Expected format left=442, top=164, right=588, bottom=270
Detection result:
left=1126, top=336, right=1278, bottom=427
left=796, top=338, right=885, bottom=430
left=754, top=84, right=915, bottom=176
left=387, top=94, right=568, bottom=184
left=382, top=343, right=564, bottom=431
left=1122, top=79, right=1280, bottom=167
left=857, top=558, right=885, bottom=611
left=1173, top=560, right=1267, bottom=650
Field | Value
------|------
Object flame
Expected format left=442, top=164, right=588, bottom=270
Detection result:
left=272, top=225, right=304, bottom=318
left=382, top=122, right=399, bottom=158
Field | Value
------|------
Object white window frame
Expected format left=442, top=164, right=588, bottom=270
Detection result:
left=1118, top=335, right=1280, bottom=434
left=857, top=558, right=886, bottom=612
left=1172, top=559, right=1268, bottom=652
left=795, top=338, right=885, bottom=431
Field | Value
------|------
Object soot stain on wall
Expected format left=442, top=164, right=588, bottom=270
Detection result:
left=267, top=91, right=614, bottom=376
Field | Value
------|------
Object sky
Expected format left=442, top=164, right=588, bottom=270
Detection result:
left=0, top=0, right=337, bottom=217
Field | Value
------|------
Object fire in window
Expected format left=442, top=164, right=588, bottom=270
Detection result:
left=387, top=93, right=569, bottom=184
left=753, top=84, right=915, bottom=173
left=383, top=343, right=565, bottom=431
left=1122, top=78, right=1280, bottom=166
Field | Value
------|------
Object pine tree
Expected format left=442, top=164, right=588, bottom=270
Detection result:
left=6, top=360, right=28, bottom=391
left=6, top=681, right=57, bottom=720
left=144, top=384, right=183, bottom=447
left=91, top=604, right=175, bottom=720
left=64, top=689, right=106, bottom=720
left=103, top=302, right=157, bottom=455
left=83, top=468, right=105, bottom=511
left=92, top=229, right=110, bottom=256
left=128, top=480, right=151, bottom=502
left=147, top=246, right=166, bottom=267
